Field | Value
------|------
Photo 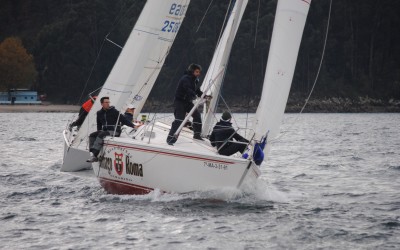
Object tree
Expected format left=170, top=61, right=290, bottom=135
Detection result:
left=0, top=37, right=37, bottom=91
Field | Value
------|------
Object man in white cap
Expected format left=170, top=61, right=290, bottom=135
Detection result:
left=124, top=104, right=135, bottom=122
left=209, top=111, right=249, bottom=156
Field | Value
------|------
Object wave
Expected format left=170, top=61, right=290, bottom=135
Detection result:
left=388, top=165, right=400, bottom=171
left=10, top=136, right=37, bottom=141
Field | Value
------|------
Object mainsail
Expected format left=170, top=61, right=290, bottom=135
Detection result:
left=253, top=0, right=311, bottom=149
left=200, top=0, right=248, bottom=137
left=72, top=0, right=190, bottom=147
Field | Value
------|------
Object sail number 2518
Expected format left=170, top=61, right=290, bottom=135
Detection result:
left=161, top=3, right=187, bottom=33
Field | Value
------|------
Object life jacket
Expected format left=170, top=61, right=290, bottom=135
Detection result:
left=82, top=98, right=95, bottom=112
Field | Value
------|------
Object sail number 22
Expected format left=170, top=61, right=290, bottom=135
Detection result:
left=161, top=3, right=187, bottom=33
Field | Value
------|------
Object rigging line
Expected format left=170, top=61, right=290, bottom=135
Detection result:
left=166, top=0, right=222, bottom=89
left=217, top=92, right=239, bottom=128
left=195, top=0, right=215, bottom=32
left=105, top=36, right=123, bottom=49
left=271, top=0, right=332, bottom=143
left=254, top=0, right=261, bottom=48
left=202, top=0, right=241, bottom=133
left=77, top=37, right=106, bottom=105
left=76, top=1, right=140, bottom=105
left=216, top=0, right=234, bottom=48
left=299, top=0, right=332, bottom=114
left=108, top=1, right=141, bottom=35
left=137, top=0, right=206, bottom=103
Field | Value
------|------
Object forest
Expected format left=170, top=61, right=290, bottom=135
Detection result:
left=0, top=0, right=399, bottom=111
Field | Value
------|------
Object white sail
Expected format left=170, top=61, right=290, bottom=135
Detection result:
left=200, top=0, right=248, bottom=137
left=253, top=0, right=311, bottom=146
left=71, top=0, right=190, bottom=147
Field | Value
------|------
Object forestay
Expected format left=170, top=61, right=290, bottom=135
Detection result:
left=71, top=0, right=190, bottom=147
left=252, top=0, right=311, bottom=147
left=200, top=0, right=248, bottom=137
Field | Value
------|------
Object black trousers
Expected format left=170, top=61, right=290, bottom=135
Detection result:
left=167, top=100, right=201, bottom=144
left=89, top=131, right=110, bottom=157
left=72, top=108, right=88, bottom=127
left=89, top=130, right=121, bottom=157
left=218, top=142, right=247, bottom=156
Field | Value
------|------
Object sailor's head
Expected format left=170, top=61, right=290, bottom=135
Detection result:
left=100, top=96, right=110, bottom=109
left=221, top=111, right=232, bottom=122
left=187, top=63, right=202, bottom=77
left=126, top=104, right=135, bottom=113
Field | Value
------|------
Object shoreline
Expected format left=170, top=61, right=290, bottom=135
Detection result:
left=0, top=104, right=80, bottom=113
left=1, top=104, right=399, bottom=113
left=1, top=97, right=399, bottom=113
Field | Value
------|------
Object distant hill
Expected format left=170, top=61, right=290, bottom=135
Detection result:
left=1, top=0, right=399, bottom=108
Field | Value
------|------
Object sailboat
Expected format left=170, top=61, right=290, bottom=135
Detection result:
left=63, top=0, right=311, bottom=195
left=62, top=0, right=191, bottom=172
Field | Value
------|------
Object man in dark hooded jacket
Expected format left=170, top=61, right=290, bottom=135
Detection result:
left=209, top=111, right=249, bottom=156
left=167, top=63, right=207, bottom=145
left=87, top=96, right=135, bottom=162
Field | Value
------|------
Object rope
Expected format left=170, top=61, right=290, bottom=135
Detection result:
left=76, top=37, right=106, bottom=105
left=215, top=0, right=234, bottom=47
left=253, top=0, right=261, bottom=48
left=76, top=1, right=141, bottom=105
left=299, top=0, right=332, bottom=114
left=195, top=0, right=215, bottom=32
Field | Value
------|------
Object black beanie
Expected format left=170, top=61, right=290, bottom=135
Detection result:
left=221, top=111, right=232, bottom=121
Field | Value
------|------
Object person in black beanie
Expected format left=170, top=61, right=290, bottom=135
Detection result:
left=209, top=111, right=249, bottom=156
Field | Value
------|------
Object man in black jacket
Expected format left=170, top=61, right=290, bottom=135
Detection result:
left=87, top=96, right=135, bottom=162
left=209, top=111, right=249, bottom=156
left=167, top=63, right=206, bottom=145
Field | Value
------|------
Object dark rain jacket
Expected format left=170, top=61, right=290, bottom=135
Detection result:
left=124, top=112, right=134, bottom=123
left=174, top=71, right=203, bottom=103
left=209, top=120, right=249, bottom=149
left=96, top=106, right=134, bottom=133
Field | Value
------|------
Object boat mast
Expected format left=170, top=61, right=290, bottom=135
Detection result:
left=200, top=0, right=248, bottom=137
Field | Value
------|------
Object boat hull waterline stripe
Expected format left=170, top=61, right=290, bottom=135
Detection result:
left=99, top=177, right=153, bottom=195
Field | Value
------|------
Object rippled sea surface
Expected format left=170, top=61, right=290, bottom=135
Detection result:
left=0, top=113, right=399, bottom=249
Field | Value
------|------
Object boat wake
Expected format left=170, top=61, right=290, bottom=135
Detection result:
left=93, top=178, right=294, bottom=205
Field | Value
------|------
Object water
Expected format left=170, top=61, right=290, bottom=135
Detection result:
left=0, top=113, right=399, bottom=249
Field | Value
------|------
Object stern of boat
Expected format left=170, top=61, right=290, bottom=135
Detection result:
left=61, top=129, right=92, bottom=172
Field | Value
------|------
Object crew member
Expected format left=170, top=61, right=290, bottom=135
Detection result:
left=166, top=63, right=210, bottom=145
left=87, top=97, right=135, bottom=162
left=209, top=111, right=249, bottom=156
left=124, top=104, right=135, bottom=122
left=69, top=96, right=97, bottom=130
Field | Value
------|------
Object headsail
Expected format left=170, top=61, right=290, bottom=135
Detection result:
left=200, top=0, right=248, bottom=137
left=253, top=0, right=311, bottom=149
left=72, top=0, right=190, bottom=147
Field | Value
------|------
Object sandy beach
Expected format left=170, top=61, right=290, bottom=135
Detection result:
left=0, top=104, right=80, bottom=113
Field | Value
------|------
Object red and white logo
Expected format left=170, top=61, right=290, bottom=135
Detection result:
left=114, top=152, right=124, bottom=175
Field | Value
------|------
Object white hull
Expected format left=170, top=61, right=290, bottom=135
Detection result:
left=61, top=130, right=91, bottom=172
left=92, top=123, right=261, bottom=194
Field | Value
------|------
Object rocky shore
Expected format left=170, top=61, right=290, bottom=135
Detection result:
left=1, top=97, right=399, bottom=113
